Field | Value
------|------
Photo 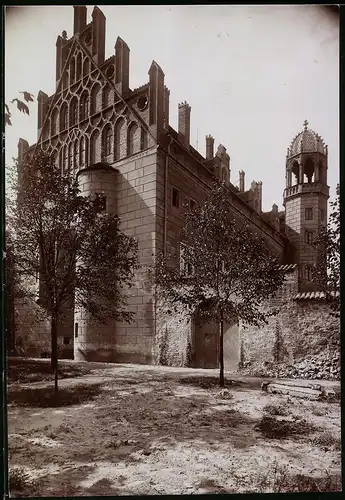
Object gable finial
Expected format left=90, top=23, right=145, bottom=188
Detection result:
left=303, top=119, right=308, bottom=130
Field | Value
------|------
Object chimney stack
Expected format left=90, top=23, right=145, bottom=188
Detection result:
left=115, top=37, right=130, bottom=95
left=205, top=135, right=214, bottom=159
left=91, top=6, right=106, bottom=65
left=257, top=181, right=263, bottom=213
left=178, top=101, right=191, bottom=148
left=239, top=170, right=245, bottom=192
left=73, top=6, right=87, bottom=35
left=163, top=86, right=170, bottom=130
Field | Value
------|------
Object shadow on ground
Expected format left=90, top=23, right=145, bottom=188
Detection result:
left=7, top=383, right=103, bottom=408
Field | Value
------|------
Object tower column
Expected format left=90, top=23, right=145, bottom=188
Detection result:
left=299, top=163, right=304, bottom=184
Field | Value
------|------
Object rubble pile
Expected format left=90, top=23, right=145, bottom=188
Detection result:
left=241, top=350, right=340, bottom=380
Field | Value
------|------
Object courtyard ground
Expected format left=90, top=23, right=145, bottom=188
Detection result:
left=7, top=359, right=342, bottom=496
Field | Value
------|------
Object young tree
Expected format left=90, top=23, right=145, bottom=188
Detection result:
left=153, top=183, right=286, bottom=387
left=310, top=185, right=340, bottom=317
left=8, top=151, right=138, bottom=392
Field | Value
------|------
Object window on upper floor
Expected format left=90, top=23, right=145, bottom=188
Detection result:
left=172, top=187, right=180, bottom=208
left=102, top=126, right=112, bottom=157
left=320, top=209, right=325, bottom=222
left=140, top=128, right=148, bottom=151
left=80, top=137, right=86, bottom=166
left=305, top=207, right=313, bottom=220
left=80, top=93, right=89, bottom=121
left=70, top=99, right=78, bottom=126
left=60, top=105, right=68, bottom=131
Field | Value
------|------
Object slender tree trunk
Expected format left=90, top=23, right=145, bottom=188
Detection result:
left=51, top=313, right=58, bottom=393
left=219, top=311, right=224, bottom=387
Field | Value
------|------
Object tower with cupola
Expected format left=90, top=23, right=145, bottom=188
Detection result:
left=284, top=120, right=329, bottom=292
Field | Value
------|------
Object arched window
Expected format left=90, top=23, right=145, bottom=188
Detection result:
left=63, top=145, right=68, bottom=173
left=76, top=53, right=82, bottom=80
left=51, top=109, right=58, bottom=136
left=140, top=128, right=148, bottom=151
left=127, top=122, right=138, bottom=156
left=80, top=137, right=86, bottom=167
left=60, top=104, right=67, bottom=131
left=102, top=126, right=112, bottom=157
left=70, top=58, right=76, bottom=84
left=304, top=158, right=315, bottom=184
left=70, top=99, right=78, bottom=126
left=63, top=72, right=69, bottom=90
left=68, top=143, right=73, bottom=172
left=59, top=148, right=63, bottom=172
left=73, top=141, right=79, bottom=171
left=91, top=84, right=100, bottom=114
left=90, top=132, right=99, bottom=165
left=114, top=117, right=125, bottom=160
left=80, top=92, right=89, bottom=121
left=291, top=161, right=299, bottom=185
left=83, top=58, right=89, bottom=77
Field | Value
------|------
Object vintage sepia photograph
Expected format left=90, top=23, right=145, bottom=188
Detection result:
left=4, top=4, right=340, bottom=496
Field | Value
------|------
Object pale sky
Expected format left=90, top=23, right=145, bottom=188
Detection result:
left=5, top=5, right=339, bottom=211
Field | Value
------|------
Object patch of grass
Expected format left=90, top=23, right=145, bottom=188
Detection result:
left=9, top=467, right=39, bottom=497
left=311, top=431, right=341, bottom=451
left=262, top=404, right=290, bottom=417
left=7, top=383, right=102, bottom=408
left=234, top=460, right=341, bottom=493
left=254, top=415, right=315, bottom=440
left=8, top=358, right=91, bottom=384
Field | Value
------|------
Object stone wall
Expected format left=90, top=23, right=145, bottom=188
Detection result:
left=239, top=268, right=340, bottom=378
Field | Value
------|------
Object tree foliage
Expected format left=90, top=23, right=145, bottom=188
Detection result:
left=152, top=182, right=286, bottom=386
left=7, top=151, right=138, bottom=390
left=5, top=91, right=34, bottom=126
left=310, top=185, right=340, bottom=317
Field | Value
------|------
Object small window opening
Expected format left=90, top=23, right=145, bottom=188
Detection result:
left=305, top=207, right=313, bottom=220
left=75, top=323, right=79, bottom=338
left=172, top=187, right=180, bottom=208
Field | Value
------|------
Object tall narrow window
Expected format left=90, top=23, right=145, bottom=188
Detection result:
left=114, top=117, right=125, bottom=160
left=320, top=209, right=325, bottom=222
left=70, top=99, right=77, bottom=126
left=60, top=105, right=67, bottom=131
left=63, top=145, right=68, bottom=173
left=51, top=109, right=58, bottom=136
left=73, top=141, right=79, bottom=171
left=103, top=126, right=112, bottom=157
left=90, top=132, right=98, bottom=165
left=80, top=93, right=89, bottom=121
left=305, top=207, right=313, bottom=220
left=189, top=198, right=196, bottom=211
left=91, top=84, right=100, bottom=114
left=304, top=230, right=313, bottom=245
left=304, top=265, right=312, bottom=281
left=127, top=122, right=138, bottom=156
left=80, top=137, right=85, bottom=166
left=172, top=187, right=180, bottom=208
left=68, top=143, right=73, bottom=172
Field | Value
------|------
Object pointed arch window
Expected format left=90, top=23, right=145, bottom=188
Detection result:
left=103, top=126, right=112, bottom=157
left=73, top=141, right=79, bottom=171
left=70, top=99, right=78, bottom=126
left=90, top=132, right=99, bottom=165
left=51, top=109, right=58, bottom=136
left=68, top=143, right=73, bottom=172
left=63, top=145, right=68, bottom=173
left=114, top=118, right=125, bottom=160
left=80, top=137, right=86, bottom=166
left=91, top=84, right=100, bottom=115
left=127, top=122, right=138, bottom=156
left=80, top=92, right=89, bottom=121
left=60, top=104, right=67, bottom=131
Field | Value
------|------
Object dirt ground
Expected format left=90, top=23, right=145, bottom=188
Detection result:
left=7, top=360, right=342, bottom=496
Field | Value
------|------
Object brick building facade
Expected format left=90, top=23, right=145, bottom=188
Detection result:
left=15, top=6, right=338, bottom=372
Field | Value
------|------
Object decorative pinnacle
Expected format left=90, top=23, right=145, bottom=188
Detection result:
left=303, top=119, right=308, bottom=130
